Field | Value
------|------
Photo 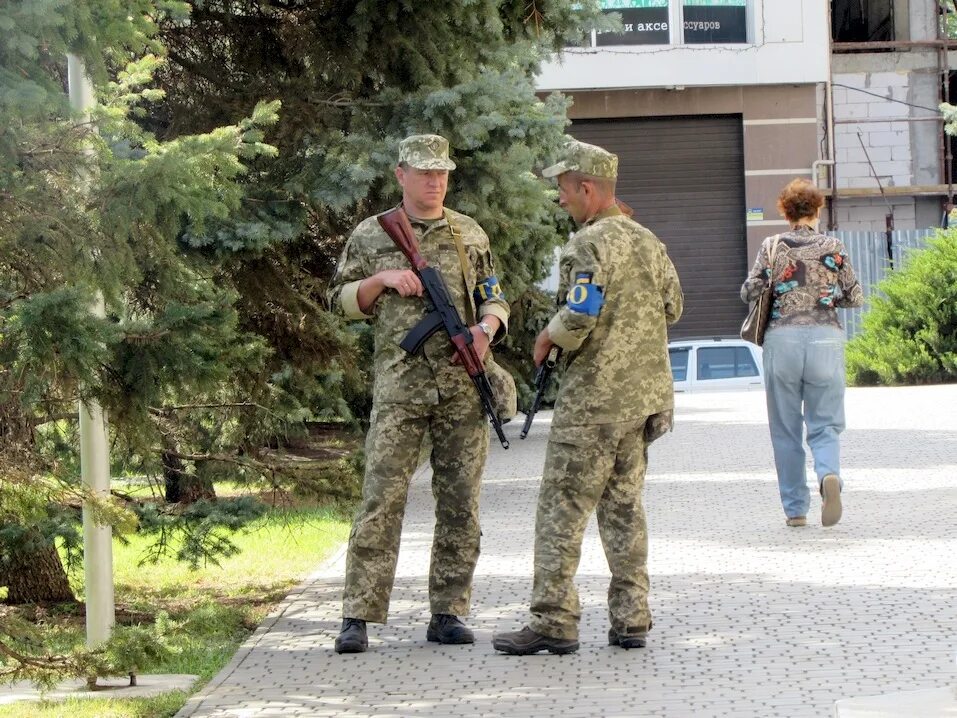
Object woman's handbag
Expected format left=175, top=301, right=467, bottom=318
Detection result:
left=740, top=236, right=782, bottom=346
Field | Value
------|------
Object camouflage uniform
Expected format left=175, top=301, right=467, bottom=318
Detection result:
left=327, top=135, right=509, bottom=624
left=528, top=141, right=683, bottom=641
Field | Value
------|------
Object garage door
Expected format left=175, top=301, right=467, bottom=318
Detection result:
left=570, top=116, right=747, bottom=339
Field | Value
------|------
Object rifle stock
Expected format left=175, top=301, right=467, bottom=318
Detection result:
left=377, top=208, right=509, bottom=449
left=520, top=345, right=561, bottom=439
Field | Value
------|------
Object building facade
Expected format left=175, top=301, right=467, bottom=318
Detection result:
left=537, top=0, right=952, bottom=338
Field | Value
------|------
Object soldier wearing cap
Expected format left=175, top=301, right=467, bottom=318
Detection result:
left=493, top=138, right=683, bottom=655
left=327, top=134, right=510, bottom=653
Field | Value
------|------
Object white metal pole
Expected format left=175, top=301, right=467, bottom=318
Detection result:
left=67, top=53, right=115, bottom=649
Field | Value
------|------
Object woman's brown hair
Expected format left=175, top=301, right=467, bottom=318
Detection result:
left=776, top=178, right=825, bottom=223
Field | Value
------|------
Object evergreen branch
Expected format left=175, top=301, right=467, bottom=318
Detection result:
left=308, top=92, right=388, bottom=109
left=164, top=49, right=250, bottom=94
left=7, top=196, right=91, bottom=246
left=525, top=1, right=545, bottom=35
left=0, top=293, right=30, bottom=311
left=109, top=488, right=142, bottom=503
left=162, top=449, right=261, bottom=466
left=18, top=148, right=65, bottom=157
left=0, top=636, right=79, bottom=674
left=123, top=330, right=172, bottom=344
left=149, top=401, right=272, bottom=415
left=30, top=413, right=78, bottom=427
left=17, top=123, right=96, bottom=160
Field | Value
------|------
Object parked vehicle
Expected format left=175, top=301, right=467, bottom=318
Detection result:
left=668, top=337, right=764, bottom=393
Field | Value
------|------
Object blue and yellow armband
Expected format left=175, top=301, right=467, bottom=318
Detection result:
left=565, top=273, right=604, bottom=316
left=474, top=276, right=505, bottom=303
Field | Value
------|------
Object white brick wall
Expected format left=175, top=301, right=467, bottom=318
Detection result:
left=835, top=197, right=917, bottom=231
left=833, top=71, right=913, bottom=190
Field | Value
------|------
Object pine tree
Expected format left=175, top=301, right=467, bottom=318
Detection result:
left=1, top=0, right=604, bottom=683
left=148, top=0, right=604, bottom=422
left=0, top=0, right=278, bottom=605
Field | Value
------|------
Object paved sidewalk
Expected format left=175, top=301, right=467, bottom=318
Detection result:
left=176, top=385, right=957, bottom=718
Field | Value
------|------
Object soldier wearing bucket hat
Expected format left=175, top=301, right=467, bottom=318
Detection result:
left=398, top=133, right=457, bottom=170
left=328, top=134, right=511, bottom=653
left=493, top=136, right=683, bottom=656
left=541, top=139, right=618, bottom=180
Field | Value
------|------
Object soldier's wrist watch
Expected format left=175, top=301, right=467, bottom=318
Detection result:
left=478, top=321, right=494, bottom=342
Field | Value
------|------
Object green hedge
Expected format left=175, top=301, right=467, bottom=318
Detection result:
left=847, top=229, right=957, bottom=385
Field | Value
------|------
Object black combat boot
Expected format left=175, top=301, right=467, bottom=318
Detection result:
left=426, top=614, right=475, bottom=644
left=608, top=626, right=647, bottom=649
left=491, top=626, right=579, bottom=655
left=334, top=617, right=368, bottom=654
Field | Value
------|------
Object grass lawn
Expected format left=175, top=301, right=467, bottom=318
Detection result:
left=0, top=501, right=352, bottom=718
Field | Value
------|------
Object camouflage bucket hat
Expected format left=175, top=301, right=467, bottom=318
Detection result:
left=542, top=139, right=618, bottom=180
left=398, top=134, right=456, bottom=170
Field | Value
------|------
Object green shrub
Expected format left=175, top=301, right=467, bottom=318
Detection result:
left=847, top=230, right=957, bottom=385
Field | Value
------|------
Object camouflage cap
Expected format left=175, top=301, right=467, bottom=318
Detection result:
left=398, top=134, right=456, bottom=171
left=542, top=139, right=618, bottom=180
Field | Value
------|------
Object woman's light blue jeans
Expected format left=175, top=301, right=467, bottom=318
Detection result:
left=762, top=325, right=846, bottom=519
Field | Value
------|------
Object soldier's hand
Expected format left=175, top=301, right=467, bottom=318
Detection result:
left=378, top=269, right=423, bottom=297
left=451, top=326, right=490, bottom=365
left=533, top=328, right=554, bottom=367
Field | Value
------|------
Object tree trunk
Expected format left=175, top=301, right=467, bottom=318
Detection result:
left=162, top=447, right=186, bottom=503
left=0, top=531, right=75, bottom=604
left=162, top=447, right=216, bottom=504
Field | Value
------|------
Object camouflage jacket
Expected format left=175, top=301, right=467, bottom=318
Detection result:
left=328, top=206, right=510, bottom=406
left=547, top=205, right=683, bottom=427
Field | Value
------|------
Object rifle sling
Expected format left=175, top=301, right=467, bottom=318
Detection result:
left=445, top=211, right=478, bottom=326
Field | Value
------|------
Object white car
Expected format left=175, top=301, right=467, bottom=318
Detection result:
left=668, top=337, right=764, bottom=393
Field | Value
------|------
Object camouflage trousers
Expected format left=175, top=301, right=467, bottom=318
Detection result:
left=528, top=417, right=652, bottom=641
left=342, top=391, right=489, bottom=624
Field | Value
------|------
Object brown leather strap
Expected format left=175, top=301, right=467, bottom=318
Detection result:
left=768, top=235, right=783, bottom=286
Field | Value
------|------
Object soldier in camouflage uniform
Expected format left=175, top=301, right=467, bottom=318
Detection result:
left=328, top=134, right=510, bottom=653
left=493, top=139, right=683, bottom=655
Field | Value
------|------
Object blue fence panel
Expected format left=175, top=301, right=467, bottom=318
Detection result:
left=830, top=229, right=937, bottom=340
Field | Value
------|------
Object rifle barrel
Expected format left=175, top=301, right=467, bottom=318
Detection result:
left=519, top=347, right=561, bottom=440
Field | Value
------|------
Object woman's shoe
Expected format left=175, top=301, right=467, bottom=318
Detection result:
left=785, top=516, right=807, bottom=527
left=821, top=474, right=842, bottom=527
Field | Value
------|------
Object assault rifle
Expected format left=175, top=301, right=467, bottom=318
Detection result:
left=520, top=345, right=561, bottom=439
left=377, top=208, right=509, bottom=449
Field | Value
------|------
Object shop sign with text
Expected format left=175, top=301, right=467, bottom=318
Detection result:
left=682, top=0, right=747, bottom=43
left=598, top=0, right=670, bottom=46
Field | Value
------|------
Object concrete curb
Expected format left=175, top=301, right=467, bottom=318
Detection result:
left=2, top=674, right=198, bottom=706
left=174, top=460, right=431, bottom=718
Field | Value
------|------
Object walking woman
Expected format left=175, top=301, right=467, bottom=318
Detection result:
left=741, top=179, right=864, bottom=528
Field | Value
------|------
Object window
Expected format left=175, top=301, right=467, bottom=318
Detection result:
left=597, top=0, right=671, bottom=46
left=669, top=347, right=690, bottom=381
left=733, top=346, right=759, bottom=377
left=832, top=0, right=894, bottom=43
left=593, top=0, right=749, bottom=46
left=696, top=346, right=759, bottom=380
